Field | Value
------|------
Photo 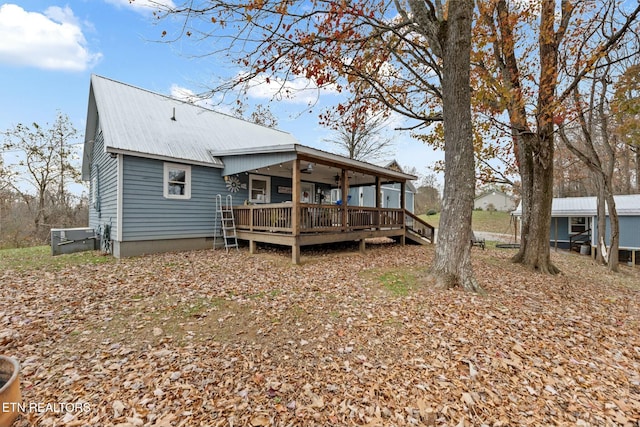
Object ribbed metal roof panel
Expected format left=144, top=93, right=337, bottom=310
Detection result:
left=90, top=75, right=299, bottom=166
left=513, top=194, right=640, bottom=216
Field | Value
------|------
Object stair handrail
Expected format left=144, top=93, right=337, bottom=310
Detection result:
left=569, top=227, right=591, bottom=250
left=404, top=210, right=435, bottom=243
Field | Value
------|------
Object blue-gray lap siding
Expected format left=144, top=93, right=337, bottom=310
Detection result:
left=121, top=156, right=228, bottom=241
left=593, top=216, right=640, bottom=249
left=549, top=215, right=640, bottom=250
left=549, top=217, right=571, bottom=242
left=88, top=126, right=119, bottom=239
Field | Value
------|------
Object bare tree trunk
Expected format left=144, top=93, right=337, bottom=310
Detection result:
left=636, top=148, right=640, bottom=193
left=605, top=190, right=620, bottom=271
left=513, top=133, right=534, bottom=260
left=429, top=0, right=480, bottom=292
left=621, top=143, right=632, bottom=194
left=512, top=132, right=558, bottom=273
left=512, top=0, right=559, bottom=274
left=596, top=175, right=607, bottom=264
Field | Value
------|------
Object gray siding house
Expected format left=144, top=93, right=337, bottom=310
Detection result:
left=82, top=75, right=432, bottom=261
left=474, top=190, right=517, bottom=212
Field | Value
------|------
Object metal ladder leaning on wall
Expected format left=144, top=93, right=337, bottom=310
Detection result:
left=214, top=194, right=239, bottom=252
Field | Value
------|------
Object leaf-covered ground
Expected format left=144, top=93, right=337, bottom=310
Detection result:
left=1, top=242, right=639, bottom=426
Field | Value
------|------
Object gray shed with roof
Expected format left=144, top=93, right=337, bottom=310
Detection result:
left=512, top=195, right=640, bottom=263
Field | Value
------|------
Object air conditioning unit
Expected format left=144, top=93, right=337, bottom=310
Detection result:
left=50, top=227, right=98, bottom=256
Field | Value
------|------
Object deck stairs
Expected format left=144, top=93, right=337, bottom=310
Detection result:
left=214, top=194, right=239, bottom=252
left=404, top=210, right=435, bottom=245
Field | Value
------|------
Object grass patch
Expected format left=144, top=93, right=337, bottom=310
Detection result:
left=420, top=210, right=515, bottom=234
left=378, top=269, right=418, bottom=296
left=0, top=246, right=114, bottom=272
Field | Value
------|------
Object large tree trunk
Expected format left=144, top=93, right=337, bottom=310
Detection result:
left=511, top=0, right=559, bottom=274
left=512, top=132, right=558, bottom=273
left=429, top=0, right=480, bottom=292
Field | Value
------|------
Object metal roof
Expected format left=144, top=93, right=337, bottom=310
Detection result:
left=512, top=194, right=640, bottom=217
left=81, top=75, right=417, bottom=184
left=82, top=75, right=299, bottom=176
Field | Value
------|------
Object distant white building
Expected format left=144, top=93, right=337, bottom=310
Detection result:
left=474, top=190, right=517, bottom=212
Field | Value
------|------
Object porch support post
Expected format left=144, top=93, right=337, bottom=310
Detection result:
left=292, top=158, right=301, bottom=264
left=400, top=180, right=406, bottom=233
left=249, top=240, right=257, bottom=254
left=632, top=250, right=636, bottom=269
left=341, top=169, right=348, bottom=232
left=292, top=239, right=300, bottom=264
left=375, top=177, right=381, bottom=230
left=554, top=217, right=558, bottom=252
left=359, top=238, right=366, bottom=253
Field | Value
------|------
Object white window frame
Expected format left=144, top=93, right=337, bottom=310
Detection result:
left=249, top=174, right=270, bottom=203
left=163, top=163, right=191, bottom=199
left=569, top=216, right=588, bottom=234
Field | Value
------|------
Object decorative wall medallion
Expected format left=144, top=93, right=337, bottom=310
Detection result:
left=226, top=176, right=242, bottom=193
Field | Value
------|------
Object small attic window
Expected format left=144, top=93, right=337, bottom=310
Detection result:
left=164, top=163, right=191, bottom=200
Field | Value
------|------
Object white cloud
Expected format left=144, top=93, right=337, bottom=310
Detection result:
left=104, top=0, right=176, bottom=13
left=0, top=4, right=102, bottom=71
left=169, top=84, right=216, bottom=109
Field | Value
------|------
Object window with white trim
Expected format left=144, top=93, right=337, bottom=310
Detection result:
left=569, top=216, right=588, bottom=234
left=164, top=163, right=191, bottom=199
left=249, top=174, right=270, bottom=203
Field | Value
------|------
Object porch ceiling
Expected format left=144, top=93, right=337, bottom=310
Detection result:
left=229, top=159, right=403, bottom=186
left=214, top=144, right=416, bottom=185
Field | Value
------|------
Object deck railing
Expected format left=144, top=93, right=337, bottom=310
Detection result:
left=404, top=210, right=435, bottom=243
left=569, top=228, right=591, bottom=251
left=233, top=203, right=404, bottom=233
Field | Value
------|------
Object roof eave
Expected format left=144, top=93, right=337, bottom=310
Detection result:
left=107, top=147, right=224, bottom=168
left=212, top=144, right=417, bottom=181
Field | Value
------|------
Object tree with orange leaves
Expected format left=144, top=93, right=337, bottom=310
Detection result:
left=152, top=0, right=480, bottom=291
left=474, top=0, right=640, bottom=273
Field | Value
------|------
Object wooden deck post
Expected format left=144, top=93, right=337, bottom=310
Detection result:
left=375, top=177, right=381, bottom=230
left=292, top=159, right=301, bottom=264
left=249, top=240, right=256, bottom=254
left=359, top=238, right=366, bottom=253
left=292, top=239, right=300, bottom=264
left=341, top=169, right=348, bottom=232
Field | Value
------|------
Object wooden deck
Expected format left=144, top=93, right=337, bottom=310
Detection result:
left=231, top=204, right=434, bottom=263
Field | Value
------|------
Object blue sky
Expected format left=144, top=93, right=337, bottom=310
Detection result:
left=0, top=1, right=443, bottom=194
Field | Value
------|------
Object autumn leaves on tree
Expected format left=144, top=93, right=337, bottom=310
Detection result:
left=153, top=0, right=640, bottom=289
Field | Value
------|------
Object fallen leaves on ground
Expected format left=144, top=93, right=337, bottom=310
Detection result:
left=1, top=242, right=639, bottom=426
